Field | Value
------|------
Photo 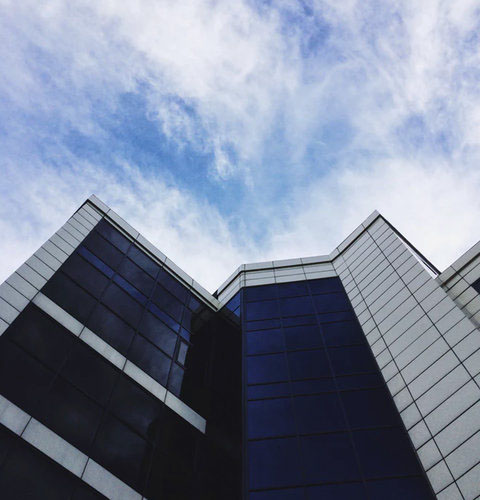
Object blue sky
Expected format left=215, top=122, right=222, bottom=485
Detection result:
left=1, top=0, right=480, bottom=291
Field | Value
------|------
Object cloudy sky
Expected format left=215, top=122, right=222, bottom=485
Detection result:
left=1, top=0, right=480, bottom=291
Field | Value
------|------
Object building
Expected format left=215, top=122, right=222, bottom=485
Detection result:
left=0, top=195, right=479, bottom=499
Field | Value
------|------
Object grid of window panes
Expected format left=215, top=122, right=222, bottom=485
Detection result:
left=0, top=218, right=242, bottom=499
left=243, top=277, right=434, bottom=500
left=41, top=218, right=203, bottom=411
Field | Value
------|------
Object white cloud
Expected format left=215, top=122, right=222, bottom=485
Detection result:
left=1, top=0, right=480, bottom=293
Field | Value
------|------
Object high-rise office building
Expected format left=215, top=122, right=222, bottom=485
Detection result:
left=0, top=195, right=479, bottom=499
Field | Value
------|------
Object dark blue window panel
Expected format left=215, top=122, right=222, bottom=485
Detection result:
left=5, top=304, right=73, bottom=371
left=181, top=307, right=194, bottom=330
left=188, top=294, right=201, bottom=312
left=246, top=318, right=282, bottom=331
left=336, top=372, right=383, bottom=390
left=117, top=258, right=155, bottom=297
left=177, top=341, right=188, bottom=366
left=167, top=363, right=184, bottom=396
left=113, top=275, right=148, bottom=306
left=247, top=353, right=288, bottom=384
left=277, top=281, right=308, bottom=298
left=151, top=285, right=184, bottom=322
left=316, top=310, right=355, bottom=324
left=248, top=437, right=302, bottom=489
left=91, top=414, right=152, bottom=492
left=301, top=433, right=360, bottom=483
left=139, top=310, right=177, bottom=357
left=109, top=376, right=163, bottom=442
left=329, top=345, right=377, bottom=375
left=0, top=340, right=54, bottom=413
left=225, top=293, right=240, bottom=313
left=248, top=398, right=296, bottom=438
left=353, top=428, right=423, bottom=478
left=342, top=388, right=400, bottom=428
left=246, top=329, right=284, bottom=355
left=61, top=341, right=118, bottom=406
left=288, top=350, right=331, bottom=380
left=129, top=334, right=172, bottom=386
left=87, top=304, right=135, bottom=355
left=246, top=300, right=279, bottom=321
left=291, top=378, right=336, bottom=394
left=179, top=327, right=191, bottom=342
left=0, top=424, right=16, bottom=464
left=42, top=272, right=97, bottom=324
left=284, top=325, right=322, bottom=350
left=307, top=482, right=367, bottom=500
left=247, top=382, right=291, bottom=400
left=313, top=292, right=351, bottom=313
left=102, top=282, right=144, bottom=328
left=280, top=296, right=315, bottom=317
left=250, top=488, right=305, bottom=499
left=62, top=253, right=111, bottom=299
left=321, top=320, right=364, bottom=346
left=127, top=245, right=160, bottom=278
left=148, top=303, right=180, bottom=332
left=294, top=393, right=346, bottom=434
left=366, top=477, right=433, bottom=499
left=83, top=231, right=124, bottom=270
left=95, top=219, right=131, bottom=253
left=37, top=378, right=103, bottom=451
left=282, top=314, right=317, bottom=327
left=308, top=277, right=343, bottom=294
left=77, top=246, right=115, bottom=278
left=72, top=483, right=107, bottom=500
left=157, top=269, right=189, bottom=302
left=245, top=284, right=277, bottom=302
left=0, top=440, right=77, bottom=500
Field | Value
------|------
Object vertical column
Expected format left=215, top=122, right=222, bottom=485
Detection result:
left=334, top=217, right=480, bottom=499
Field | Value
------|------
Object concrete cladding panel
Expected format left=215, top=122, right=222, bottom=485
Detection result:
left=334, top=217, right=480, bottom=499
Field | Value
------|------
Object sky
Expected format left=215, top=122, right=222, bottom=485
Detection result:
left=1, top=0, right=480, bottom=292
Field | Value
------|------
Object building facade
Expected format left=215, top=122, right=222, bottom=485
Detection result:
left=0, top=195, right=479, bottom=499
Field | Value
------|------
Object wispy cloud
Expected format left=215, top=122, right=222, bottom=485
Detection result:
left=1, top=0, right=480, bottom=291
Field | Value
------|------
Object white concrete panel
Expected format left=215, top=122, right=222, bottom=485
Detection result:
left=0, top=282, right=29, bottom=311
left=23, top=419, right=88, bottom=477
left=82, top=459, right=141, bottom=500
left=0, top=395, right=30, bottom=434
left=33, top=293, right=83, bottom=336
left=165, top=392, right=206, bottom=433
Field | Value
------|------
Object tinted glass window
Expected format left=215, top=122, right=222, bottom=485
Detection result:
left=42, top=273, right=96, bottom=324
left=129, top=335, right=172, bottom=386
left=61, top=341, right=118, bottom=405
left=62, top=253, right=110, bottom=298
left=95, top=220, right=131, bottom=253
left=280, top=296, right=314, bottom=317
left=5, top=304, right=73, bottom=370
left=288, top=349, right=331, bottom=379
left=117, top=258, right=155, bottom=297
left=321, top=320, right=364, bottom=346
left=127, top=245, right=160, bottom=278
left=91, top=414, right=152, bottom=491
left=248, top=437, right=302, bottom=489
left=139, top=311, right=177, bottom=356
left=301, top=433, right=360, bottom=483
left=284, top=324, right=322, bottom=350
left=87, top=304, right=135, bottom=355
left=37, top=378, right=102, bottom=451
left=294, top=393, right=346, bottom=434
left=82, top=231, right=124, bottom=269
left=246, top=300, right=279, bottom=321
left=248, top=398, right=296, bottom=438
left=102, top=282, right=143, bottom=327
left=247, top=353, right=288, bottom=384
left=246, top=329, right=283, bottom=355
